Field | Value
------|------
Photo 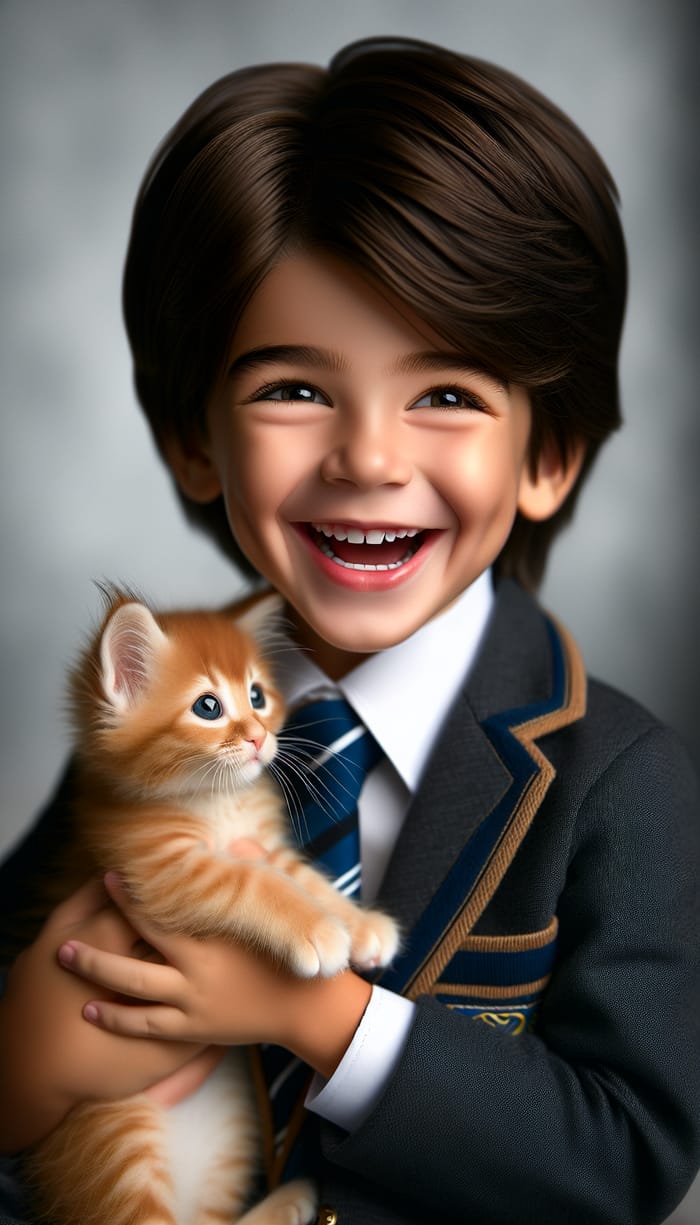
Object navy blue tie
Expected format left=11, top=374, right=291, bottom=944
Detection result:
left=255, top=696, right=382, bottom=1185
left=275, top=696, right=382, bottom=896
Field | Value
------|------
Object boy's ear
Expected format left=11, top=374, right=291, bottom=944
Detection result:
left=160, top=434, right=222, bottom=504
left=517, top=436, right=586, bottom=522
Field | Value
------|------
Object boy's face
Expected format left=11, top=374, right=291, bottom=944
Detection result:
left=175, top=251, right=575, bottom=677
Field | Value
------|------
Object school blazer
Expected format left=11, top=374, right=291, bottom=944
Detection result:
left=1, top=579, right=698, bottom=1225
left=305, top=580, right=700, bottom=1225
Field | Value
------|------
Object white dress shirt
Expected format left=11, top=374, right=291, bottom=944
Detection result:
left=272, top=570, right=494, bottom=1132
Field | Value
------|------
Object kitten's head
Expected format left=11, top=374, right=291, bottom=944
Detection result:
left=71, top=589, right=286, bottom=800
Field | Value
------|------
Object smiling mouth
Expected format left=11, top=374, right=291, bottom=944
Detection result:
left=305, top=522, right=427, bottom=571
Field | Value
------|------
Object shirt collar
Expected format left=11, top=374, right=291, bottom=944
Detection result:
left=273, top=569, right=494, bottom=793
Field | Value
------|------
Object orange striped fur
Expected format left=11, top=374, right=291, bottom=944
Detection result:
left=26, top=589, right=397, bottom=1224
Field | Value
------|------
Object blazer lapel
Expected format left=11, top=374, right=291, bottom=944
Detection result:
left=376, top=580, right=586, bottom=1000
left=377, top=689, right=511, bottom=934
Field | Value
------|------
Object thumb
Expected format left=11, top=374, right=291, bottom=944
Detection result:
left=102, top=871, right=183, bottom=958
left=228, top=836, right=267, bottom=860
left=102, top=871, right=149, bottom=930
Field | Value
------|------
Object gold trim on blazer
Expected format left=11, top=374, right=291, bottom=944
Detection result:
left=405, top=620, right=585, bottom=1000
left=432, top=976, right=552, bottom=999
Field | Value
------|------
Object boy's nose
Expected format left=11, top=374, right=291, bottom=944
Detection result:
left=320, top=414, right=412, bottom=489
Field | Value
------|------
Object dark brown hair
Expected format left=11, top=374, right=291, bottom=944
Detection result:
left=123, top=36, right=627, bottom=589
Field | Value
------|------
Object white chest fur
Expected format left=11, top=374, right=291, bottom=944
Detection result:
left=162, top=1050, right=258, bottom=1225
left=187, top=774, right=287, bottom=853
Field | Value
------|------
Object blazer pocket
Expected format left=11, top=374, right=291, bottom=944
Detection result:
left=430, top=915, right=558, bottom=1035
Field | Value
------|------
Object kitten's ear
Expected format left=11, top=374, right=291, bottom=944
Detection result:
left=236, top=592, right=284, bottom=637
left=100, top=602, right=167, bottom=710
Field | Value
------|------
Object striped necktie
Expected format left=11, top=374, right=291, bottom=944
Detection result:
left=276, top=695, right=382, bottom=895
left=256, top=696, right=382, bottom=1184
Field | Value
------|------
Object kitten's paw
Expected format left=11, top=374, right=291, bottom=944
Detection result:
left=290, top=916, right=351, bottom=978
left=348, top=910, right=401, bottom=970
left=276, top=1178, right=318, bottom=1225
left=238, top=1178, right=317, bottom=1225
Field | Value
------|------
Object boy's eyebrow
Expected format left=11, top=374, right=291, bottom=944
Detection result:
left=228, top=343, right=507, bottom=392
left=228, top=345, right=348, bottom=377
left=391, top=350, right=508, bottom=391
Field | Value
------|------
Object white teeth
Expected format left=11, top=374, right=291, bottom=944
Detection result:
left=311, top=522, right=421, bottom=545
left=316, top=535, right=413, bottom=571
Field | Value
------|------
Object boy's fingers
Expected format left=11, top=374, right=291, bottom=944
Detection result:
left=103, top=871, right=140, bottom=918
left=82, top=1000, right=186, bottom=1040
left=228, top=836, right=267, bottom=859
left=58, top=940, right=183, bottom=1003
left=145, top=1046, right=224, bottom=1106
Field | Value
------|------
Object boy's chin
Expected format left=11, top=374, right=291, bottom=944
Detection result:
left=288, top=603, right=432, bottom=671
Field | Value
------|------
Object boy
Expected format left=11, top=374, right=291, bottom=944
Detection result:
left=1, top=36, right=698, bottom=1225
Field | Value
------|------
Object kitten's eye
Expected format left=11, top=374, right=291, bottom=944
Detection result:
left=249, top=683, right=266, bottom=710
left=192, top=694, right=223, bottom=720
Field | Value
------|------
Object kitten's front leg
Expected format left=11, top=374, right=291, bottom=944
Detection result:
left=261, top=846, right=401, bottom=971
left=235, top=1181, right=318, bottom=1225
left=110, top=828, right=353, bottom=978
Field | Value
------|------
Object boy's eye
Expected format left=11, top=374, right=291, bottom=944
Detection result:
left=254, top=382, right=330, bottom=405
left=411, top=387, right=487, bottom=412
left=249, top=683, right=266, bottom=710
left=192, top=694, right=223, bottom=720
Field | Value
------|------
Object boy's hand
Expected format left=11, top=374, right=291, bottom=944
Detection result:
left=59, top=865, right=373, bottom=1081
left=0, top=879, right=203, bottom=1152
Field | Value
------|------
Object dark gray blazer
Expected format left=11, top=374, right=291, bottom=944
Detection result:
left=291, top=580, right=700, bottom=1224
left=2, top=580, right=699, bottom=1225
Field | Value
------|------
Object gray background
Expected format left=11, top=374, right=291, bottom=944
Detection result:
left=1, top=2, right=697, bottom=1219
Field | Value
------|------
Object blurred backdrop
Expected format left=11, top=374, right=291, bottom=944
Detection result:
left=1, top=3, right=698, bottom=1215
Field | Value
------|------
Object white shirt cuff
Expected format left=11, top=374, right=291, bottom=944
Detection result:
left=304, top=985, right=416, bottom=1133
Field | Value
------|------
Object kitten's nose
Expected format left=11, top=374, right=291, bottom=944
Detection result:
left=244, top=723, right=266, bottom=752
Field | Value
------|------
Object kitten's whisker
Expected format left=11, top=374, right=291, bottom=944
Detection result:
left=270, top=750, right=344, bottom=826
left=253, top=636, right=296, bottom=658
left=215, top=755, right=239, bottom=797
left=183, top=755, right=233, bottom=800
left=277, top=733, right=368, bottom=783
left=267, top=763, right=310, bottom=846
left=274, top=745, right=363, bottom=811
left=277, top=717, right=358, bottom=740
left=217, top=761, right=231, bottom=799
left=209, top=758, right=222, bottom=799
left=268, top=759, right=313, bottom=847
left=184, top=756, right=220, bottom=790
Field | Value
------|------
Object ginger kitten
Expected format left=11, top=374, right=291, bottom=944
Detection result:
left=27, top=589, right=398, bottom=1225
